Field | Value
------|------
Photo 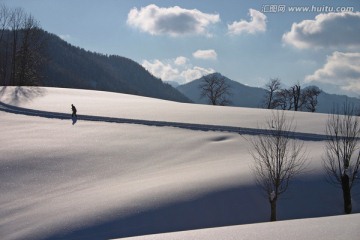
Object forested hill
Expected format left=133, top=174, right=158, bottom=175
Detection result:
left=41, top=31, right=191, bottom=103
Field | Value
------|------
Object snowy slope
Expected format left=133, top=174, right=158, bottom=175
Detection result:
left=119, top=214, right=360, bottom=240
left=0, top=86, right=329, bottom=135
left=0, top=86, right=359, bottom=240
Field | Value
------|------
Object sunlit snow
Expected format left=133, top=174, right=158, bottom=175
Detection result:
left=0, top=86, right=359, bottom=240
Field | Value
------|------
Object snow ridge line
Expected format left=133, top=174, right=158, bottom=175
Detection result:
left=0, top=101, right=327, bottom=141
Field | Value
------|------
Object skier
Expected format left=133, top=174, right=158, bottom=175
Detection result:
left=71, top=104, right=77, bottom=118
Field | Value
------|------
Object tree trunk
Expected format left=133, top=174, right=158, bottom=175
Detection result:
left=270, top=199, right=277, bottom=221
left=11, top=30, right=17, bottom=85
left=267, top=93, right=272, bottom=109
left=341, top=173, right=352, bottom=214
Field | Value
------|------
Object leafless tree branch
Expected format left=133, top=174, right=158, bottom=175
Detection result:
left=323, top=102, right=360, bottom=213
left=199, top=74, right=231, bottom=106
left=250, top=111, right=307, bottom=221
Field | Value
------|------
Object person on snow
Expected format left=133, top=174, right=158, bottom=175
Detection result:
left=71, top=104, right=77, bottom=118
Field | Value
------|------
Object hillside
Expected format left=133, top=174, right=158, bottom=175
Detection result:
left=32, top=31, right=191, bottom=103
left=178, top=73, right=360, bottom=113
left=1, top=86, right=359, bottom=240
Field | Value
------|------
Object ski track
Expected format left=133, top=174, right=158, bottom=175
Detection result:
left=0, top=101, right=328, bottom=141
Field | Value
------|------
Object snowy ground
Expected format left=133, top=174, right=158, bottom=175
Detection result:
left=119, top=214, right=360, bottom=240
left=0, top=86, right=359, bottom=240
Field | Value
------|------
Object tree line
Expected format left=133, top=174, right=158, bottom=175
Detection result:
left=199, top=75, right=322, bottom=113
left=0, top=4, right=47, bottom=86
left=263, top=78, right=322, bottom=112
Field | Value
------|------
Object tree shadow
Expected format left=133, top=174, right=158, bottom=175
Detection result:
left=0, top=86, right=46, bottom=105
left=42, top=185, right=267, bottom=240
left=39, top=174, right=349, bottom=240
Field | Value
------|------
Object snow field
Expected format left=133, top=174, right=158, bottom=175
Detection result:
left=0, top=86, right=359, bottom=240
left=118, top=213, right=360, bottom=240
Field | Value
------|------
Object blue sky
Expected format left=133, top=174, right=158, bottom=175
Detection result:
left=2, top=0, right=360, bottom=97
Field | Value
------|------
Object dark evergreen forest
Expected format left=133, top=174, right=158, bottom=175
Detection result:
left=0, top=5, right=190, bottom=103
left=42, top=31, right=191, bottom=102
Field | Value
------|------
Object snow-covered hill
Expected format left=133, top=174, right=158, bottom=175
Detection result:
left=0, top=86, right=359, bottom=240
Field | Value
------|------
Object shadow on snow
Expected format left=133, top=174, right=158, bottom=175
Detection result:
left=0, top=86, right=46, bottom=105
left=40, top=175, right=350, bottom=240
left=0, top=101, right=328, bottom=141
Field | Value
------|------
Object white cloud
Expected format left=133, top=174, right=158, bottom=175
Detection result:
left=127, top=4, right=220, bottom=37
left=142, top=59, right=179, bottom=81
left=305, top=51, right=360, bottom=94
left=181, top=66, right=215, bottom=82
left=283, top=11, right=360, bottom=49
left=59, top=34, right=72, bottom=41
left=192, top=49, right=217, bottom=60
left=227, top=9, right=267, bottom=35
left=142, top=58, right=215, bottom=83
left=174, top=56, right=188, bottom=66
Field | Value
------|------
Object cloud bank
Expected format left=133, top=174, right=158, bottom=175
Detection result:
left=174, top=56, right=188, bottom=66
left=227, top=9, right=267, bottom=35
left=283, top=11, right=360, bottom=49
left=142, top=59, right=179, bottom=81
left=305, top=51, right=360, bottom=94
left=127, top=4, right=220, bottom=37
left=142, top=58, right=215, bottom=83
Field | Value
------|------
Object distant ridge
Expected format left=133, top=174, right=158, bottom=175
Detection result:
left=38, top=30, right=191, bottom=103
left=177, top=73, right=360, bottom=114
left=178, top=73, right=267, bottom=108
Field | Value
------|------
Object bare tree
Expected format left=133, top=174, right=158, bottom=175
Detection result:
left=0, top=4, right=10, bottom=41
left=9, top=7, right=25, bottom=85
left=290, top=83, right=302, bottom=111
left=199, top=74, right=231, bottom=106
left=0, top=6, right=46, bottom=86
left=0, top=4, right=11, bottom=85
left=276, top=83, right=320, bottom=112
left=275, top=88, right=293, bottom=110
left=16, top=14, right=45, bottom=85
left=263, top=78, right=281, bottom=109
left=323, top=103, right=360, bottom=214
left=302, top=86, right=322, bottom=112
left=250, top=111, right=307, bottom=221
